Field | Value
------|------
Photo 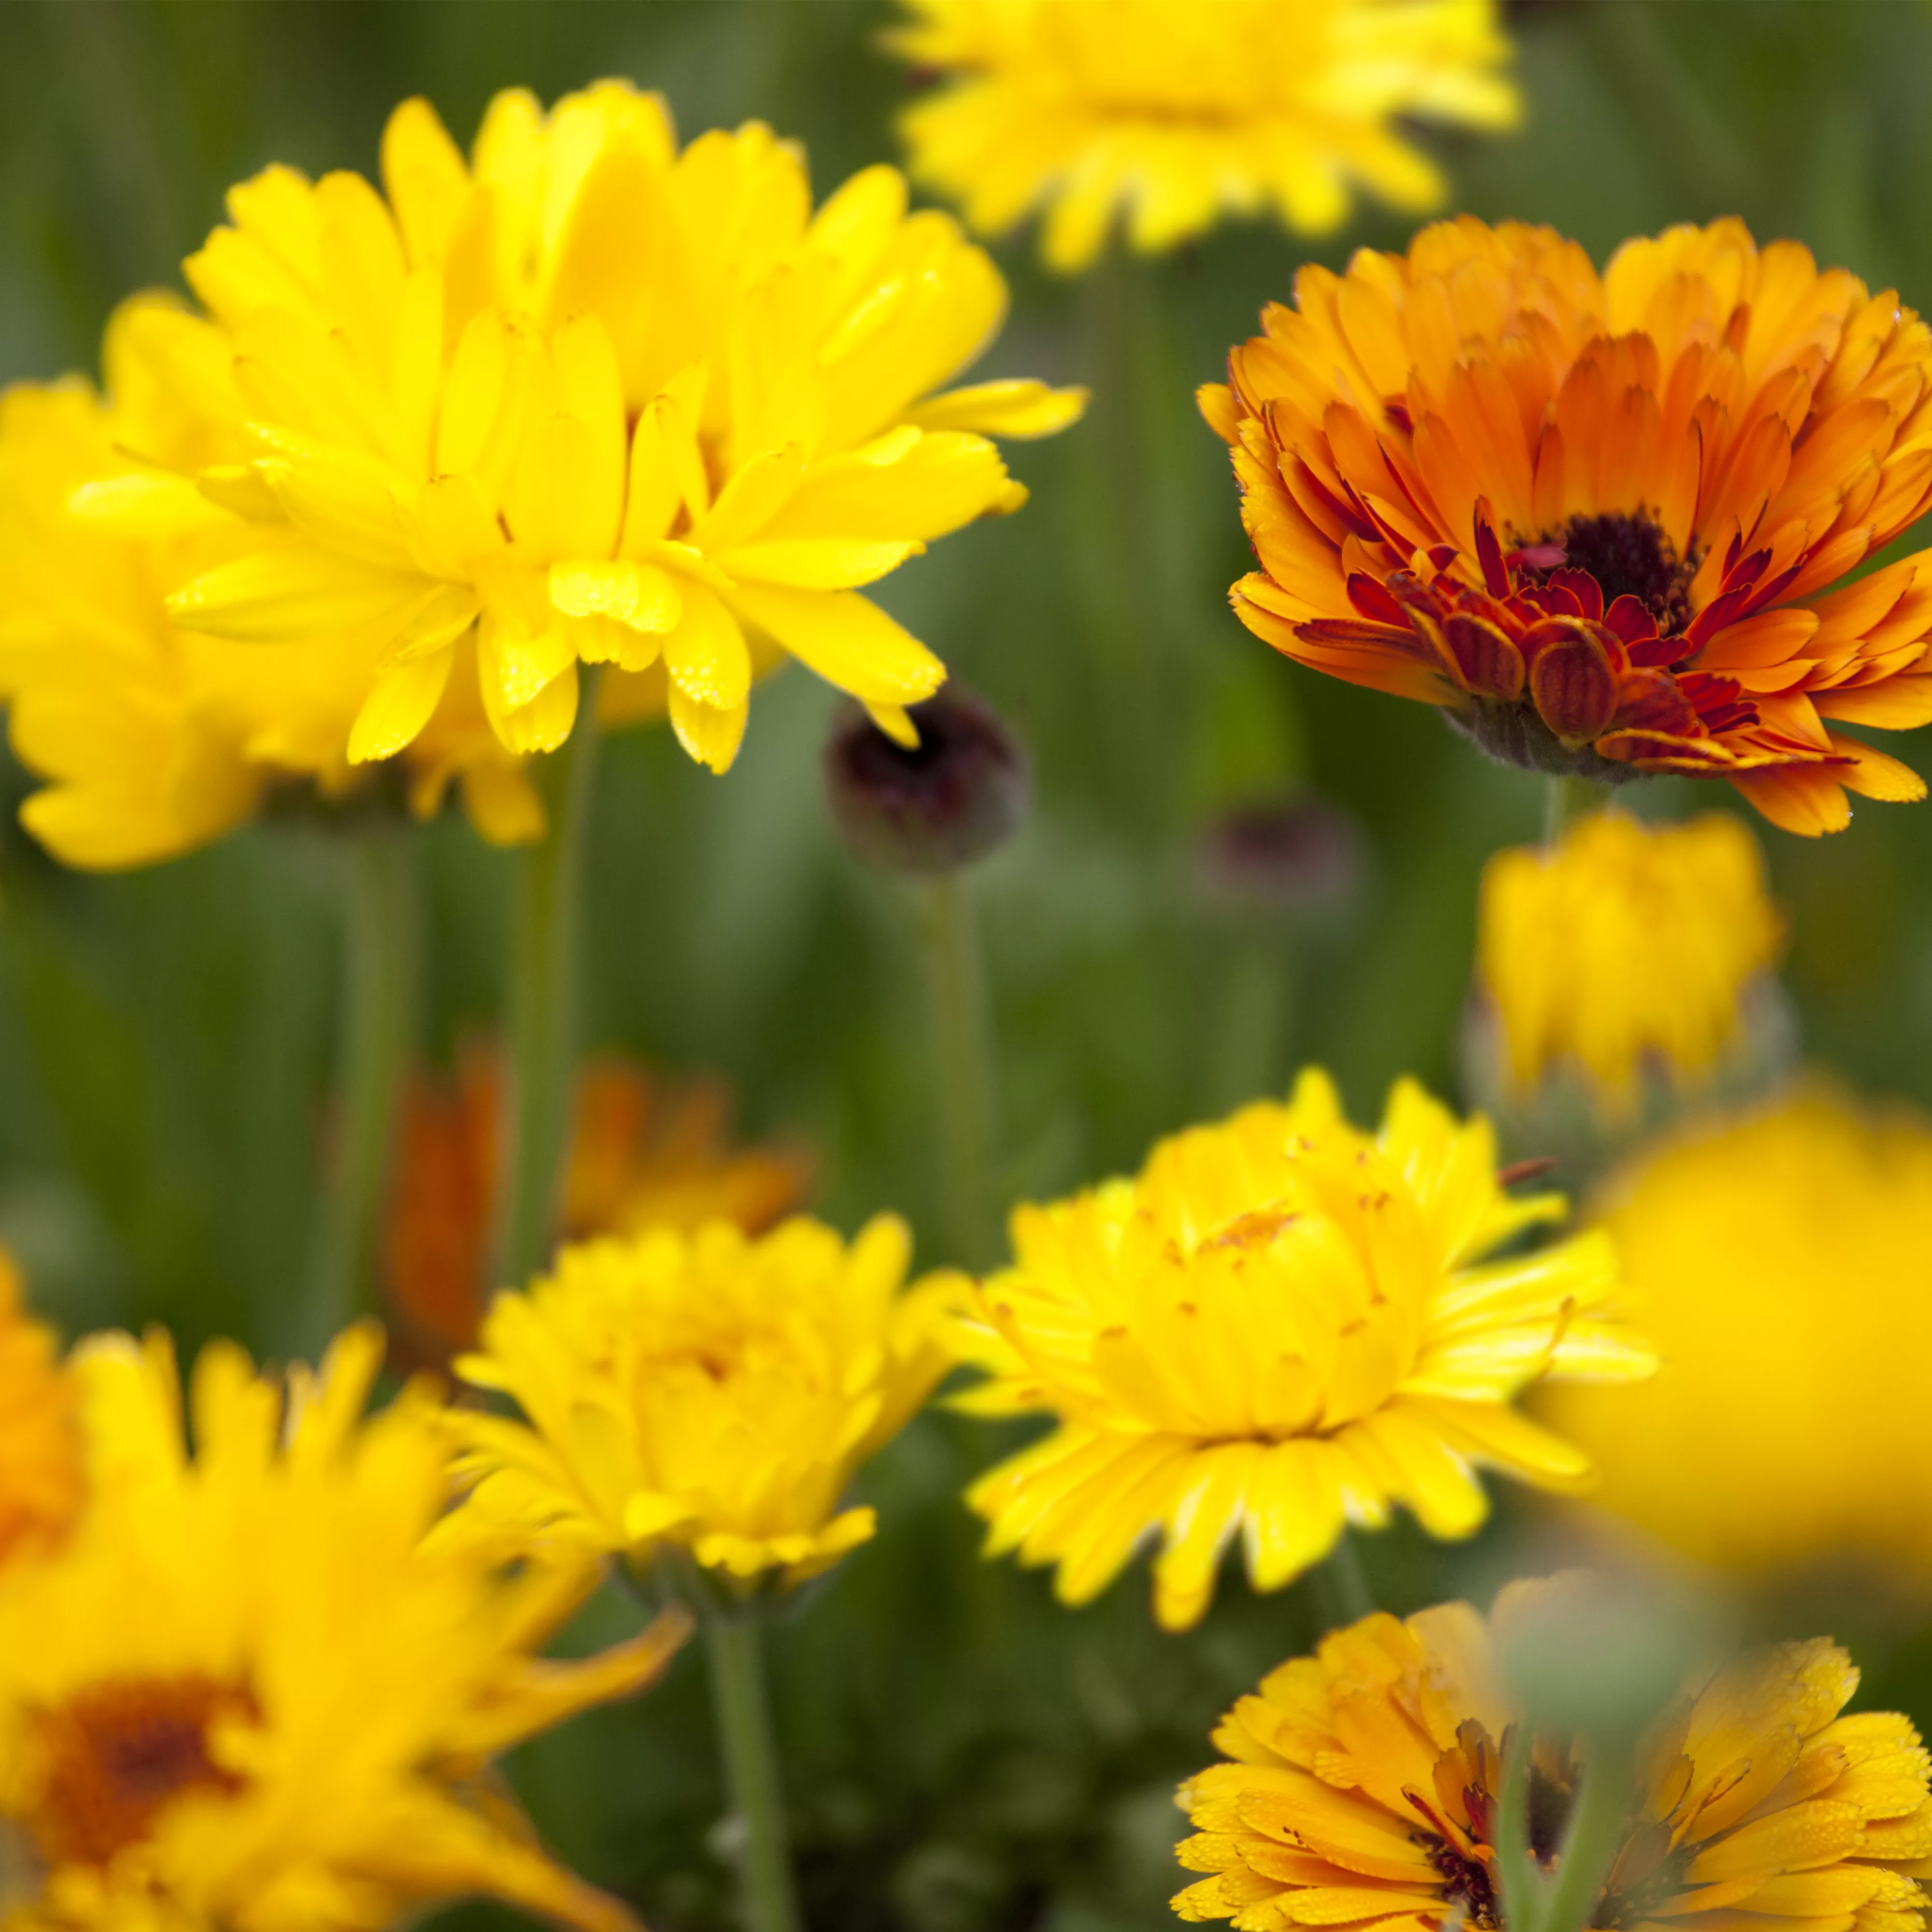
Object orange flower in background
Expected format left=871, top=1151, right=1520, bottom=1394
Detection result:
left=384, top=1044, right=811, bottom=1361
left=0, top=1251, right=84, bottom=1570
left=1203, top=217, right=1932, bottom=833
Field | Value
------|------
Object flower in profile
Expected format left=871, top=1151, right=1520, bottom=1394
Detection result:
left=952, top=1071, right=1652, bottom=1631
left=887, top=0, right=1519, bottom=272
left=1175, top=1577, right=1932, bottom=1932
left=0, top=1321, right=689, bottom=1932
left=1542, top=1087, right=1932, bottom=1577
left=382, top=1043, right=812, bottom=1364
left=447, top=1215, right=960, bottom=1587
left=0, top=298, right=540, bottom=870
left=158, top=82, right=1084, bottom=775
left=1203, top=217, right=1932, bottom=833
left=0, top=1252, right=83, bottom=1572
left=1475, top=808, right=1784, bottom=1122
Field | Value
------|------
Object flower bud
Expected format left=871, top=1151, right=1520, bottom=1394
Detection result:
left=1194, top=795, right=1365, bottom=929
left=824, top=688, right=1028, bottom=875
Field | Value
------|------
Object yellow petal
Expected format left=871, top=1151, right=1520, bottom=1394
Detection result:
left=905, top=379, right=1089, bottom=439
left=663, top=582, right=752, bottom=710
left=350, top=648, right=454, bottom=762
left=168, top=546, right=425, bottom=643
left=712, top=538, right=923, bottom=590
left=728, top=584, right=944, bottom=706
left=667, top=684, right=748, bottom=773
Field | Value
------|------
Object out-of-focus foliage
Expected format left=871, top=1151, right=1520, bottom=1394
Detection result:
left=6, top=4, right=1932, bottom=1931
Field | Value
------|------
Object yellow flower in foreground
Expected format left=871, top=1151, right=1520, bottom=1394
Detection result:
left=0, top=299, right=540, bottom=870
left=1175, top=1578, right=1932, bottom=1932
left=1544, top=1088, right=1932, bottom=1577
left=449, top=1215, right=960, bottom=1586
left=0, top=1323, right=688, bottom=1932
left=953, top=1072, right=1653, bottom=1631
left=158, top=81, right=1083, bottom=774
left=1477, top=810, right=1784, bottom=1121
left=0, top=1252, right=83, bottom=1572
left=888, top=0, right=1519, bottom=271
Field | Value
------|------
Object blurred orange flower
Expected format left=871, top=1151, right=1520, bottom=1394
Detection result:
left=383, top=1045, right=811, bottom=1363
left=0, top=1251, right=84, bottom=1570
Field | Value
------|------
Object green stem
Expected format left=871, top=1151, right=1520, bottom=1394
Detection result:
left=917, top=872, right=999, bottom=1269
left=496, top=675, right=603, bottom=1290
left=1309, top=1530, right=1375, bottom=1633
left=1495, top=1722, right=1548, bottom=1932
left=1536, top=1739, right=1635, bottom=1932
left=299, top=823, right=415, bottom=1357
left=1542, top=774, right=1605, bottom=849
left=704, top=1610, right=803, bottom=1932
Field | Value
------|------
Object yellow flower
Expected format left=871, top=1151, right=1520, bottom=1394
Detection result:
left=1476, top=809, right=1784, bottom=1121
left=0, top=1322, right=689, bottom=1932
left=1175, top=1577, right=1932, bottom=1932
left=447, top=1215, right=961, bottom=1587
left=0, top=1253, right=84, bottom=1573
left=1542, top=1087, right=1932, bottom=1577
left=157, top=82, right=1084, bottom=774
left=1202, top=217, right=1932, bottom=832
left=0, top=298, right=541, bottom=870
left=888, top=0, right=1519, bottom=272
left=952, top=1071, right=1653, bottom=1632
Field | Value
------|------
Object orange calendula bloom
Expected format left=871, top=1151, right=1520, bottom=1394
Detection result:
left=0, top=1252, right=84, bottom=1570
left=1203, top=217, right=1932, bottom=834
left=1175, top=1578, right=1932, bottom=1932
left=383, top=1044, right=810, bottom=1363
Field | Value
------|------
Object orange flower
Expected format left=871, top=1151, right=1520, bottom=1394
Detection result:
left=383, top=1045, right=811, bottom=1362
left=1202, top=217, right=1932, bottom=834
left=0, top=1252, right=84, bottom=1569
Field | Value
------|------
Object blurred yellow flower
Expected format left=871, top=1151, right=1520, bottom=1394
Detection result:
left=1203, top=217, right=1932, bottom=833
left=952, top=1071, right=1652, bottom=1631
left=0, top=1322, right=688, bottom=1932
left=1477, top=809, right=1784, bottom=1121
left=0, top=1252, right=83, bottom=1573
left=448, top=1215, right=961, bottom=1587
left=888, top=0, right=1519, bottom=271
left=0, top=298, right=540, bottom=870
left=1544, top=1088, right=1932, bottom=1577
left=158, top=81, right=1083, bottom=774
left=1175, top=1577, right=1932, bottom=1932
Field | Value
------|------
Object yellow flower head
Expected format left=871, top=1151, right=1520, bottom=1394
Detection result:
left=1202, top=217, right=1932, bottom=833
left=952, top=1071, right=1653, bottom=1632
left=1543, top=1087, right=1932, bottom=1577
left=0, top=1253, right=84, bottom=1572
left=1476, top=809, right=1784, bottom=1121
left=1175, top=1577, right=1932, bottom=1932
left=158, top=81, right=1084, bottom=774
left=888, top=0, right=1520, bottom=272
left=0, top=296, right=542, bottom=870
left=449, top=1214, right=961, bottom=1588
left=0, top=1322, right=688, bottom=1932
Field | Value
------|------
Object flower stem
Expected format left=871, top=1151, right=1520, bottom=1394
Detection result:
left=1542, top=774, right=1605, bottom=849
left=1536, top=1739, right=1635, bottom=1932
left=703, top=1608, right=803, bottom=1932
left=496, top=678, right=603, bottom=1291
left=917, top=872, right=999, bottom=1269
left=1309, top=1530, right=1375, bottom=1632
left=298, top=822, right=416, bottom=1356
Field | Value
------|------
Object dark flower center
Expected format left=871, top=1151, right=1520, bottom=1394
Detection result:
left=32, top=1675, right=256, bottom=1867
left=1533, top=511, right=1697, bottom=636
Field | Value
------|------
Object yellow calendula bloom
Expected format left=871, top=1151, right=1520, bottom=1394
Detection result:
left=447, top=1215, right=961, bottom=1586
left=0, top=1322, right=688, bottom=1932
left=1175, top=1577, right=1932, bottom=1932
left=1544, top=1088, right=1932, bottom=1577
left=0, top=297, right=540, bottom=870
left=1476, top=810, right=1784, bottom=1121
left=888, top=0, right=1519, bottom=272
left=159, top=81, right=1084, bottom=774
left=953, top=1071, right=1653, bottom=1632
left=0, top=1253, right=84, bottom=1572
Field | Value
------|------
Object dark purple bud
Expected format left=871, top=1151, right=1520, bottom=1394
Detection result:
left=1195, top=796, right=1366, bottom=923
left=824, top=687, right=1029, bottom=875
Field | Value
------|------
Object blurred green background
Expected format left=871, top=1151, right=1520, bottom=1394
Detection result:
left=5, top=2, right=1932, bottom=1929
